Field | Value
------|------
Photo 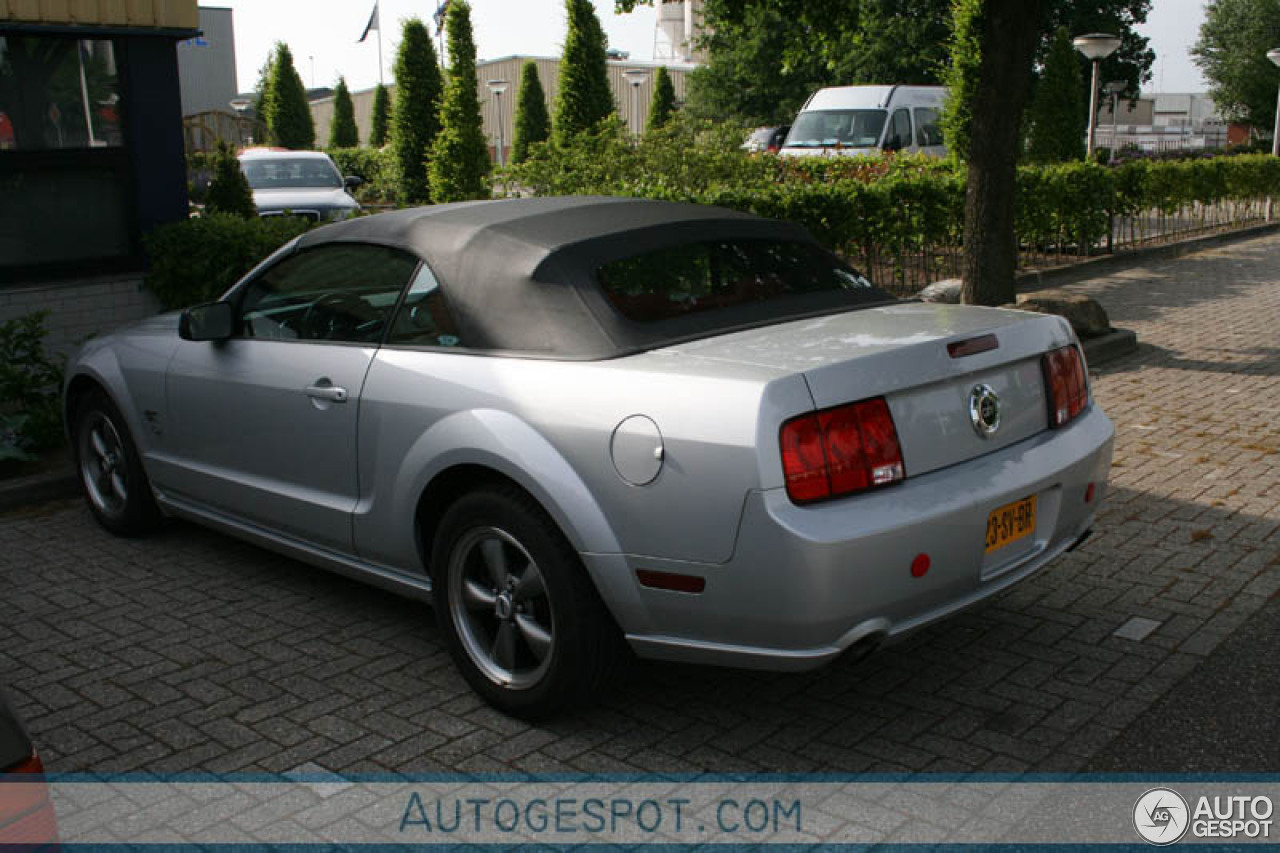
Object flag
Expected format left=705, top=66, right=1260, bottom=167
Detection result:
left=357, top=2, right=379, bottom=43
left=433, top=1, right=450, bottom=35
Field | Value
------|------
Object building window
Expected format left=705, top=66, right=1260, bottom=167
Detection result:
left=1, top=34, right=134, bottom=279
left=0, top=37, right=123, bottom=150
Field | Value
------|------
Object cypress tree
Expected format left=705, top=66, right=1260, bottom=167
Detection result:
left=511, top=60, right=550, bottom=164
left=369, top=82, right=391, bottom=147
left=554, top=0, right=614, bottom=144
left=329, top=76, right=360, bottom=148
left=204, top=140, right=257, bottom=218
left=429, top=0, right=491, bottom=202
left=1026, top=28, right=1086, bottom=163
left=262, top=42, right=315, bottom=150
left=391, top=18, right=443, bottom=204
left=647, top=66, right=676, bottom=131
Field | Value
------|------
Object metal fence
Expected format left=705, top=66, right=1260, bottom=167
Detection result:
left=850, top=197, right=1272, bottom=298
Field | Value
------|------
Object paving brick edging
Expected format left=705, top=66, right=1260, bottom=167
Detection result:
left=1016, top=220, right=1280, bottom=292
left=0, top=464, right=78, bottom=514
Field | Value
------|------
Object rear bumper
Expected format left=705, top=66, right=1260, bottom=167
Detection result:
left=614, top=405, right=1115, bottom=670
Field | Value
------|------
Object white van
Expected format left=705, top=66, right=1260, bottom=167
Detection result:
left=780, top=85, right=948, bottom=158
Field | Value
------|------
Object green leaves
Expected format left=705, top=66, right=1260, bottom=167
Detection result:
left=647, top=67, right=677, bottom=132
left=329, top=77, right=360, bottom=149
left=391, top=19, right=443, bottom=204
left=429, top=0, right=491, bottom=203
left=262, top=42, right=315, bottom=150
left=0, top=311, right=64, bottom=457
left=512, top=61, right=551, bottom=165
left=369, top=83, right=392, bottom=148
left=1026, top=28, right=1086, bottom=164
left=203, top=140, right=256, bottom=219
left=143, top=214, right=311, bottom=311
left=1193, top=0, right=1280, bottom=130
left=554, top=0, right=614, bottom=145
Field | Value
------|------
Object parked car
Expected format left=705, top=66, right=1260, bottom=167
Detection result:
left=238, top=148, right=362, bottom=222
left=741, top=125, right=791, bottom=154
left=781, top=85, right=947, bottom=158
left=64, top=196, right=1113, bottom=718
left=0, top=687, right=57, bottom=847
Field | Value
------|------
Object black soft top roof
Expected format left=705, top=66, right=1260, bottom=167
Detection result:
left=297, top=196, right=861, bottom=359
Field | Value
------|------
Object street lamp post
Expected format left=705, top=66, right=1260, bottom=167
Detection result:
left=1267, top=49, right=1280, bottom=220
left=487, top=79, right=508, bottom=167
left=623, top=69, right=648, bottom=135
left=1103, top=80, right=1127, bottom=160
left=1073, top=33, right=1123, bottom=161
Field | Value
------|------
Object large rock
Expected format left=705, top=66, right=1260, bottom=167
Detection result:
left=1012, top=290, right=1112, bottom=339
left=919, top=278, right=963, bottom=304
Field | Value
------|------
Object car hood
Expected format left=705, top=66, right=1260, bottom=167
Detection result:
left=252, top=187, right=357, bottom=211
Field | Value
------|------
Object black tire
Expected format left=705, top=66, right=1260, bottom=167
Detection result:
left=72, top=388, right=162, bottom=536
left=430, top=484, right=622, bottom=719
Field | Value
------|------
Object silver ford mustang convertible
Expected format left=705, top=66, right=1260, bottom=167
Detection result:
left=65, top=196, right=1114, bottom=717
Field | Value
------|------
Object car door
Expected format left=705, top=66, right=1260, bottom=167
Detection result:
left=883, top=107, right=915, bottom=154
left=159, top=242, right=418, bottom=553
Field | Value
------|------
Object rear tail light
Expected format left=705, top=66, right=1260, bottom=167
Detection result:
left=780, top=397, right=904, bottom=504
left=3, top=753, right=44, bottom=776
left=1042, top=345, right=1088, bottom=428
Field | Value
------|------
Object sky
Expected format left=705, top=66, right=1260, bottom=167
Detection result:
left=216, top=0, right=1209, bottom=98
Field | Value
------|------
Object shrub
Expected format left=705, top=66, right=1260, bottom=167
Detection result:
left=553, top=0, right=614, bottom=144
left=203, top=140, right=256, bottom=218
left=369, top=82, right=391, bottom=147
left=430, top=0, right=491, bottom=203
left=328, top=146, right=396, bottom=204
left=1026, top=28, right=1086, bottom=163
left=329, top=76, right=360, bottom=148
left=262, top=42, right=315, bottom=150
left=390, top=19, right=443, bottom=204
left=647, top=66, right=677, bottom=132
left=511, top=60, right=550, bottom=165
left=144, top=213, right=311, bottom=310
left=0, top=311, right=65, bottom=459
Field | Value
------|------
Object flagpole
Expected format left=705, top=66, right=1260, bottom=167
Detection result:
left=377, top=9, right=383, bottom=86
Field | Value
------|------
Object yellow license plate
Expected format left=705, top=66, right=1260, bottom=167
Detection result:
left=985, top=495, right=1037, bottom=554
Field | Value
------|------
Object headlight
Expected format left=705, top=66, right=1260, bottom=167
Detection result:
left=326, top=207, right=357, bottom=222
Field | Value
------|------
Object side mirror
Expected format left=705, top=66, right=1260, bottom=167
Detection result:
left=179, top=301, right=234, bottom=342
left=344, top=175, right=363, bottom=190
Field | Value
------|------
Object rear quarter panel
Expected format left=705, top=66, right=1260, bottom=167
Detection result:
left=352, top=348, right=813, bottom=570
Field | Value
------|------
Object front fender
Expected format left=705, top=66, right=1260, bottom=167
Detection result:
left=64, top=343, right=149, bottom=457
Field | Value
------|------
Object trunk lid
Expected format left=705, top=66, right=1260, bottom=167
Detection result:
left=661, top=302, right=1076, bottom=478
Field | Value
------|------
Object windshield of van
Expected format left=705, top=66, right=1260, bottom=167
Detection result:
left=784, top=109, right=887, bottom=149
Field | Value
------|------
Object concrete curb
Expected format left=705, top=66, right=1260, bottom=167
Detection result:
left=0, top=465, right=79, bottom=514
left=1081, top=328, right=1139, bottom=367
left=1017, top=221, right=1280, bottom=292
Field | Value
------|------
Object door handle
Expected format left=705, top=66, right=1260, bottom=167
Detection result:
left=305, top=383, right=349, bottom=403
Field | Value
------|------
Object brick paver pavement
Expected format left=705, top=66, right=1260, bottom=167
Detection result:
left=2, top=233, right=1277, bottom=775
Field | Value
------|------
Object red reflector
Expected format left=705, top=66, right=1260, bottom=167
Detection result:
left=947, top=334, right=999, bottom=358
left=636, top=569, right=706, bottom=594
left=910, top=553, right=931, bottom=577
left=1085, top=482, right=1096, bottom=503
left=1042, top=345, right=1089, bottom=428
left=780, top=397, right=904, bottom=504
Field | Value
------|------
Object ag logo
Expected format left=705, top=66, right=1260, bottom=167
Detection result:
left=1134, top=788, right=1190, bottom=845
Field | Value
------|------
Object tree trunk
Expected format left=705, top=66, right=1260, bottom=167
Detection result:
left=961, top=0, right=1045, bottom=306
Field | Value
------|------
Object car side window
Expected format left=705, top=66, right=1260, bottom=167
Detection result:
left=237, top=244, right=418, bottom=344
left=885, top=108, right=913, bottom=151
left=386, top=263, right=464, bottom=348
left=914, top=107, right=943, bottom=147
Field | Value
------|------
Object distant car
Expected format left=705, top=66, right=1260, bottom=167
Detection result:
left=238, top=149, right=362, bottom=222
left=782, top=85, right=947, bottom=158
left=0, top=687, right=57, bottom=847
left=741, top=125, right=791, bottom=154
left=64, top=196, right=1113, bottom=718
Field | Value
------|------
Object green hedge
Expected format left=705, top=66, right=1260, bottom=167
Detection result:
left=327, top=146, right=397, bottom=204
left=144, top=213, right=311, bottom=310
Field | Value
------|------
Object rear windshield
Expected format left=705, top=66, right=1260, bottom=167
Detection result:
left=785, top=109, right=887, bottom=148
left=597, top=239, right=889, bottom=323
